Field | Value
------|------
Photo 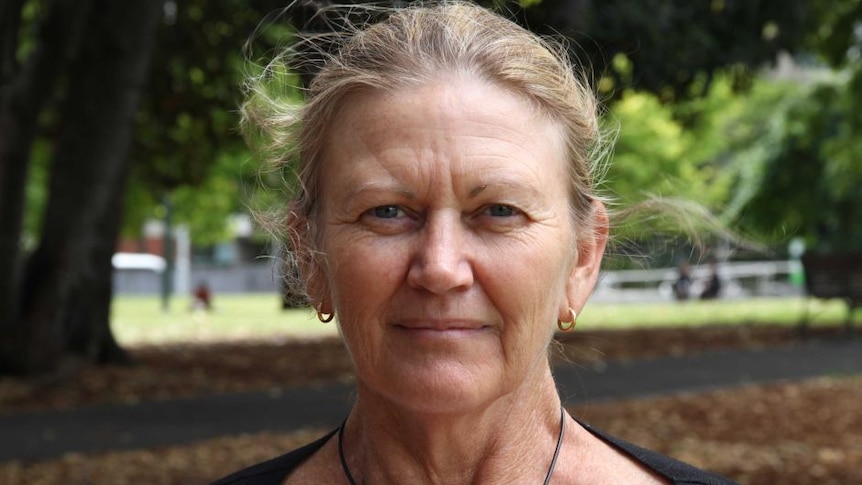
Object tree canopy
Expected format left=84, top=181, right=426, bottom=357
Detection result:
left=522, top=0, right=811, bottom=101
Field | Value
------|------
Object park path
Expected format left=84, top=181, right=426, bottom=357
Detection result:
left=2, top=336, right=861, bottom=461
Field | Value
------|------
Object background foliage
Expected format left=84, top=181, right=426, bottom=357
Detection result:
left=3, top=0, right=861, bottom=374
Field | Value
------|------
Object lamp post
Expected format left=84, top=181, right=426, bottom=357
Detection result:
left=161, top=194, right=174, bottom=313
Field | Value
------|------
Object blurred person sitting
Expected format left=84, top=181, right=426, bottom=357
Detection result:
left=192, top=281, right=213, bottom=312
left=700, top=260, right=722, bottom=300
left=672, top=260, right=693, bottom=301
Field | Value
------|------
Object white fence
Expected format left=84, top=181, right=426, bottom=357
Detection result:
left=112, top=253, right=280, bottom=296
left=592, top=260, right=801, bottom=303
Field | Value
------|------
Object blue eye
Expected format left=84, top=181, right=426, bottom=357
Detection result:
left=372, top=205, right=401, bottom=219
left=487, top=205, right=517, bottom=217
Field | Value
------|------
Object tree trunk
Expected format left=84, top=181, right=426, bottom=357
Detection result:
left=65, top=162, right=133, bottom=365
left=11, top=0, right=162, bottom=374
left=0, top=0, right=87, bottom=372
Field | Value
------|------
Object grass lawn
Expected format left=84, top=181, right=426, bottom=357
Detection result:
left=111, top=293, right=852, bottom=347
left=579, top=296, right=849, bottom=329
left=111, top=294, right=335, bottom=346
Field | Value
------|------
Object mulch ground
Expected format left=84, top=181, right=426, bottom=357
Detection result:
left=1, top=324, right=859, bottom=485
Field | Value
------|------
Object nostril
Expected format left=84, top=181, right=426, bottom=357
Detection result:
left=407, top=261, right=474, bottom=294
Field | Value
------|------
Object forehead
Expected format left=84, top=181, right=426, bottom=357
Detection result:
left=334, top=75, right=557, bottom=137
left=319, top=75, right=568, bottom=191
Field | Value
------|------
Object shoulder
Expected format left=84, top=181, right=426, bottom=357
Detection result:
left=580, top=422, right=740, bottom=485
left=207, top=430, right=336, bottom=485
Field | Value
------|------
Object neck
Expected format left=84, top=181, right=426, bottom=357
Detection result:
left=340, top=364, right=563, bottom=485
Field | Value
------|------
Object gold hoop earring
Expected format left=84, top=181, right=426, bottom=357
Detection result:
left=557, top=308, right=577, bottom=332
left=317, top=310, right=334, bottom=323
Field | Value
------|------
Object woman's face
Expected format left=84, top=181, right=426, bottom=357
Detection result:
left=311, top=75, right=604, bottom=413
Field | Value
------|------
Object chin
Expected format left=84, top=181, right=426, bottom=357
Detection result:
left=368, top=363, right=501, bottom=415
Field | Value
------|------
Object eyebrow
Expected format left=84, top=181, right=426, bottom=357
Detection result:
left=345, top=179, right=544, bottom=202
left=345, top=182, right=417, bottom=201
left=468, top=181, right=543, bottom=200
left=469, top=185, right=487, bottom=198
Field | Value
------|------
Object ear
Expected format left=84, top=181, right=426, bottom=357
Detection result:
left=561, top=200, right=609, bottom=319
left=286, top=207, right=332, bottom=313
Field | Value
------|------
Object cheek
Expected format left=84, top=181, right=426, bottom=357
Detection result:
left=324, top=243, right=410, bottom=375
left=478, top=243, right=569, bottom=331
left=324, top=236, right=405, bottom=320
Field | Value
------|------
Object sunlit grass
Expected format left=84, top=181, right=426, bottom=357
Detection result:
left=581, top=297, right=849, bottom=330
left=112, top=294, right=338, bottom=346
left=112, top=294, right=852, bottom=346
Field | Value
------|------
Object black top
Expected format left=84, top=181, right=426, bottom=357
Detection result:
left=209, top=423, right=738, bottom=485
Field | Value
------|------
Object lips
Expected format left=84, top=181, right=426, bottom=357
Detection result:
left=394, top=319, right=488, bottom=331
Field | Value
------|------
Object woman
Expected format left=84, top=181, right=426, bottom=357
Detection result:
left=214, top=3, right=737, bottom=484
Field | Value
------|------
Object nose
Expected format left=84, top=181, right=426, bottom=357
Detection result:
left=407, top=212, right=474, bottom=295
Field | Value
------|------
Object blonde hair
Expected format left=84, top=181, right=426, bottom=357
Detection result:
left=243, top=1, right=610, bottom=301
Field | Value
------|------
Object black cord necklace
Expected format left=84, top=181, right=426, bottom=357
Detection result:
left=337, top=421, right=358, bottom=485
left=337, top=406, right=566, bottom=485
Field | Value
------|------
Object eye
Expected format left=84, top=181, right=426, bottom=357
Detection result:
left=360, top=204, right=417, bottom=235
left=471, top=203, right=528, bottom=232
left=371, top=205, right=402, bottom=219
left=485, top=204, right=519, bottom=217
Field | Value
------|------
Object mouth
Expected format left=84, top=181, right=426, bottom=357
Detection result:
left=393, top=319, right=490, bottom=338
